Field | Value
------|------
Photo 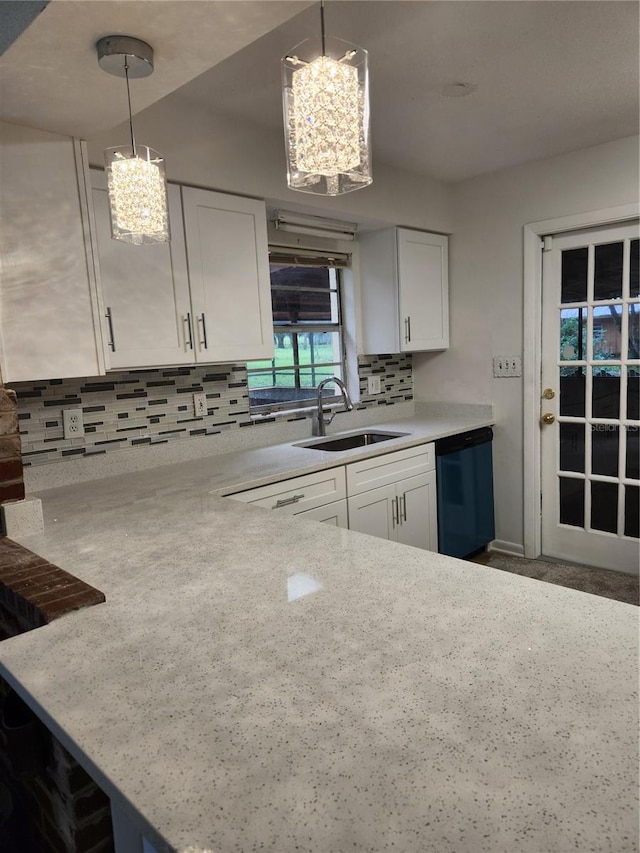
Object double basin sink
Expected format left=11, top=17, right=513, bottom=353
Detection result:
left=296, top=430, right=409, bottom=453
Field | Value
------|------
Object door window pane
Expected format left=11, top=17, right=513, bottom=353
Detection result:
left=629, top=304, right=640, bottom=360
left=559, top=423, right=584, bottom=473
left=591, top=425, right=618, bottom=477
left=560, top=369, right=585, bottom=417
left=630, top=239, right=639, bottom=298
left=592, top=305, right=622, bottom=360
left=625, top=425, right=639, bottom=480
left=592, top=368, right=620, bottom=419
left=559, top=478, right=584, bottom=527
left=628, top=367, right=640, bottom=421
left=594, top=242, right=623, bottom=301
left=624, top=485, right=639, bottom=538
left=590, top=481, right=618, bottom=533
left=561, top=248, right=588, bottom=303
left=559, top=308, right=586, bottom=361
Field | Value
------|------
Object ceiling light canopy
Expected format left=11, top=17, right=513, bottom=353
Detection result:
left=97, top=35, right=170, bottom=245
left=281, top=1, right=372, bottom=197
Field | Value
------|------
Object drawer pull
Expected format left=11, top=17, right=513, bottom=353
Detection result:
left=273, top=493, right=305, bottom=509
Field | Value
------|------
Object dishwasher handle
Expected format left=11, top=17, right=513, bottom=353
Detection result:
left=436, top=427, right=493, bottom=456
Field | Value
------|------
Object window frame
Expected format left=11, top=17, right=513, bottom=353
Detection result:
left=247, top=248, right=350, bottom=416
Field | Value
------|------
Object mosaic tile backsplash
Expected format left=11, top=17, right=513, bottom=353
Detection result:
left=13, top=355, right=412, bottom=467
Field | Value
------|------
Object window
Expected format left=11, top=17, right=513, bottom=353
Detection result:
left=247, top=249, right=349, bottom=413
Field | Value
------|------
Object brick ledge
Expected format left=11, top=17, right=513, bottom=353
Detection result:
left=0, top=537, right=105, bottom=639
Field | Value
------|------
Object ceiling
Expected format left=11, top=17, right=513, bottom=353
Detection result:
left=1, top=0, right=638, bottom=183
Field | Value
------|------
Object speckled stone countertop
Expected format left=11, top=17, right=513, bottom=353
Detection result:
left=1, top=409, right=638, bottom=853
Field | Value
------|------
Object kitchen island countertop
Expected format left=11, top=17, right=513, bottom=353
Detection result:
left=0, top=408, right=638, bottom=853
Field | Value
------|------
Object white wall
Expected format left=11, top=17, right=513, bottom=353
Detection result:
left=413, top=135, right=640, bottom=553
left=87, top=97, right=454, bottom=234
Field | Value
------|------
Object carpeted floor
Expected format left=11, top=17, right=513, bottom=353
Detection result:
left=470, top=552, right=639, bottom=606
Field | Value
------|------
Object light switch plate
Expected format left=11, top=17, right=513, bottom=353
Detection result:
left=493, top=355, right=522, bottom=378
left=367, top=375, right=382, bottom=394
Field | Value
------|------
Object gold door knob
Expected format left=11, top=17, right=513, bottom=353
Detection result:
left=541, top=412, right=555, bottom=425
left=542, top=388, right=555, bottom=400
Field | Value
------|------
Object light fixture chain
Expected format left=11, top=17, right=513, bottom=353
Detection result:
left=320, top=0, right=326, bottom=56
left=124, top=57, right=137, bottom=155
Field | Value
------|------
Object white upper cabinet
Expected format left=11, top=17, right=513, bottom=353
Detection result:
left=0, top=122, right=104, bottom=382
left=90, top=181, right=274, bottom=370
left=90, top=171, right=192, bottom=369
left=181, top=187, right=274, bottom=364
left=359, top=227, right=449, bottom=353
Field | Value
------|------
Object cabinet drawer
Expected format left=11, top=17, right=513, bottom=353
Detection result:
left=346, top=443, right=434, bottom=496
left=296, top=499, right=348, bottom=528
left=227, top=467, right=346, bottom=515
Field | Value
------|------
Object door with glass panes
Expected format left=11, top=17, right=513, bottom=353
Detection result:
left=540, top=221, right=639, bottom=573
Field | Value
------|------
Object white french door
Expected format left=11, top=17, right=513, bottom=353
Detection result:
left=541, top=221, right=639, bottom=574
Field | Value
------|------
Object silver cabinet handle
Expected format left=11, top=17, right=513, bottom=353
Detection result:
left=400, top=493, right=407, bottom=522
left=183, top=313, right=194, bottom=350
left=392, top=496, right=398, bottom=528
left=105, top=307, right=116, bottom=352
left=407, top=315, right=411, bottom=343
left=198, top=313, right=208, bottom=349
left=273, top=493, right=305, bottom=509
left=404, top=317, right=409, bottom=344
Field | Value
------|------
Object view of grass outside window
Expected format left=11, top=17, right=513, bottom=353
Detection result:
left=247, top=255, right=346, bottom=413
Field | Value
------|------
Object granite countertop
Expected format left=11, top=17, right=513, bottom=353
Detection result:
left=1, top=409, right=638, bottom=853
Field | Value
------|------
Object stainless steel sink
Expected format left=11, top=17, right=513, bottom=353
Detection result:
left=297, top=431, right=409, bottom=452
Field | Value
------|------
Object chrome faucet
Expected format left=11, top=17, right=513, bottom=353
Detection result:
left=312, top=376, right=353, bottom=436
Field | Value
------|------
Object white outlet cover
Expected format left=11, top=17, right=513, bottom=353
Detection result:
left=63, top=408, right=84, bottom=438
left=367, top=375, right=381, bottom=394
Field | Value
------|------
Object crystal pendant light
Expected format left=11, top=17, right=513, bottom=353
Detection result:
left=282, top=1, right=372, bottom=196
left=97, top=36, right=170, bottom=244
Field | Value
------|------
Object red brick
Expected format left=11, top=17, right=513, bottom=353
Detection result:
left=0, top=538, right=49, bottom=573
left=0, top=435, right=21, bottom=459
left=0, top=457, right=23, bottom=482
left=0, top=410, right=18, bottom=436
left=0, top=480, right=25, bottom=502
left=0, top=388, right=17, bottom=411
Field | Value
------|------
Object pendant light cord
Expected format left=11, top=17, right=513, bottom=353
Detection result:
left=124, top=57, right=137, bottom=155
left=320, top=0, right=326, bottom=56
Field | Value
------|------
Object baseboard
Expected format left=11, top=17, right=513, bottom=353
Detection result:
left=489, top=540, right=525, bottom=558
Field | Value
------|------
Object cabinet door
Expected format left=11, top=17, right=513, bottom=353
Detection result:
left=346, top=443, right=434, bottom=496
left=397, top=229, right=449, bottom=352
left=90, top=172, right=192, bottom=369
left=0, top=123, right=104, bottom=381
left=181, top=187, right=274, bottom=363
left=348, top=484, right=398, bottom=541
left=296, top=499, right=348, bottom=528
left=396, top=471, right=438, bottom=552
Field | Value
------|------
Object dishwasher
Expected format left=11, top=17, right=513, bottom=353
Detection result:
left=436, top=427, right=495, bottom=558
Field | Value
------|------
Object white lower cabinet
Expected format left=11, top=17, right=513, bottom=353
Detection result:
left=296, top=499, right=348, bottom=528
left=347, top=444, right=438, bottom=551
left=227, top=468, right=347, bottom=526
left=348, top=473, right=437, bottom=550
left=227, top=442, right=437, bottom=550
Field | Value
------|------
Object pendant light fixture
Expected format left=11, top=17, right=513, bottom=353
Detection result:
left=282, top=0, right=372, bottom=196
left=97, top=36, right=170, bottom=245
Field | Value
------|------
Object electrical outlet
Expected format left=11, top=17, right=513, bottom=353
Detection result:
left=194, top=393, right=207, bottom=417
left=367, top=375, right=382, bottom=395
left=63, top=408, right=84, bottom=439
left=493, top=355, right=522, bottom=378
